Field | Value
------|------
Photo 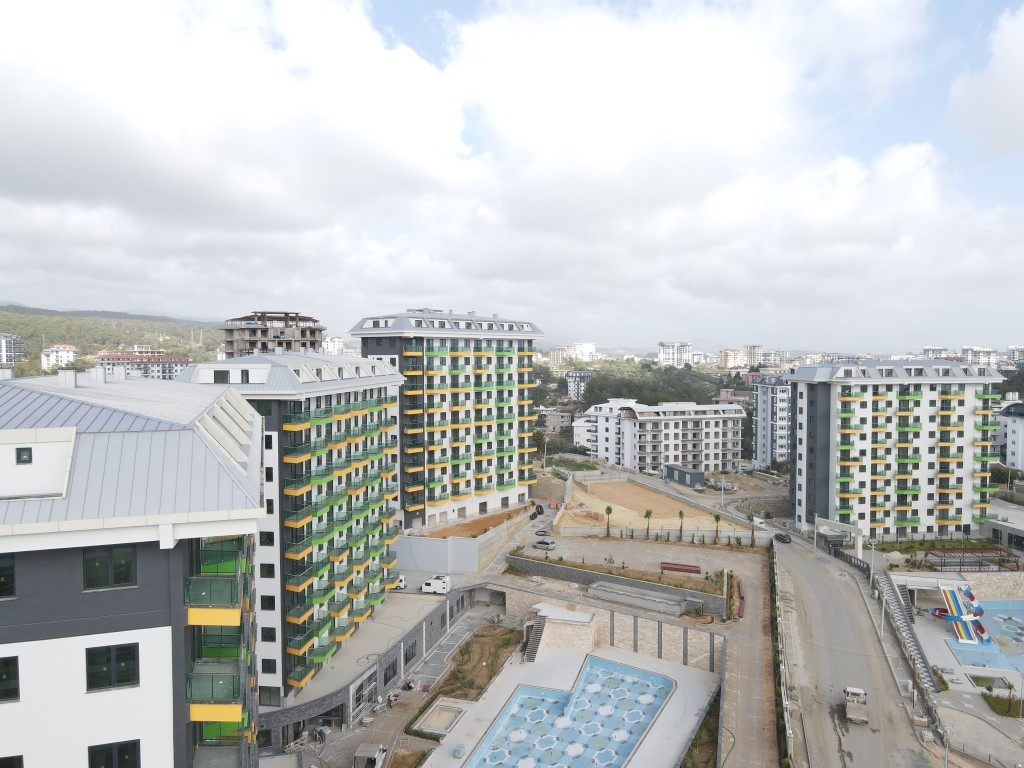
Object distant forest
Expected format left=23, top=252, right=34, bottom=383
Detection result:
left=0, top=304, right=222, bottom=375
left=578, top=359, right=728, bottom=408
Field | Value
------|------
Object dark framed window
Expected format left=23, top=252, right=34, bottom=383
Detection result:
left=83, top=546, right=136, bottom=590
left=86, top=644, right=139, bottom=691
left=265, top=467, right=274, bottom=482
left=15, top=448, right=32, bottom=465
left=213, top=370, right=229, bottom=384
left=259, top=686, right=281, bottom=706
left=264, top=434, right=273, bottom=450
left=241, top=370, right=250, bottom=384
left=0, top=657, right=19, bottom=702
left=404, top=640, right=417, bottom=665
left=259, top=532, right=274, bottom=546
left=88, top=740, right=139, bottom=768
left=0, top=757, right=24, bottom=768
left=259, top=564, right=275, bottom=578
left=266, top=499, right=275, bottom=515
left=0, top=554, right=13, bottom=598
left=261, top=627, right=276, bottom=642
left=261, top=658, right=277, bottom=674
left=260, top=595, right=276, bottom=611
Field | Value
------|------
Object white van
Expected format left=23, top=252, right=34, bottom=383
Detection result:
left=394, top=575, right=407, bottom=590
left=420, top=575, right=451, bottom=594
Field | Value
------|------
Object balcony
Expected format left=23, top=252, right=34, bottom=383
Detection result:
left=977, top=391, right=1002, bottom=400
left=973, top=485, right=1000, bottom=493
left=975, top=422, right=1000, bottom=431
left=896, top=390, right=923, bottom=401
left=975, top=452, right=999, bottom=462
left=894, top=516, right=921, bottom=528
left=186, top=576, right=241, bottom=608
left=895, top=454, right=921, bottom=464
left=896, top=422, right=922, bottom=432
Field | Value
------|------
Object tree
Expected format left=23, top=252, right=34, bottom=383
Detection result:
left=747, top=513, right=756, bottom=547
left=644, top=509, right=653, bottom=540
left=714, top=513, right=721, bottom=543
left=1009, top=681, right=1016, bottom=714
left=678, top=509, right=685, bottom=542
left=605, top=505, right=613, bottom=538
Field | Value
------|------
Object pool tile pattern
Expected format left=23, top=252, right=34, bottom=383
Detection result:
left=465, top=657, right=673, bottom=768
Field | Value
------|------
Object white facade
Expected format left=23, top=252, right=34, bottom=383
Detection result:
left=720, top=349, right=746, bottom=369
left=788, top=359, right=1003, bottom=540
left=565, top=370, right=592, bottom=401
left=0, top=627, right=175, bottom=766
left=1000, top=403, right=1024, bottom=472
left=752, top=375, right=791, bottom=469
left=1009, top=346, right=1024, bottom=365
left=40, top=343, right=77, bottom=371
left=321, top=336, right=361, bottom=356
left=0, top=333, right=23, bottom=364
left=568, top=341, right=597, bottom=362
left=962, top=346, right=998, bottom=366
left=657, top=342, right=693, bottom=367
left=580, top=398, right=744, bottom=474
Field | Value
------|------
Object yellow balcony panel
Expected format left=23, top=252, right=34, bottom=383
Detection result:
left=895, top=442, right=915, bottom=449
left=838, top=394, right=866, bottom=401
left=381, top=469, right=397, bottom=479
left=286, top=606, right=314, bottom=625
left=973, top=471, right=991, bottom=478
left=869, top=520, right=886, bottom=528
left=403, top=427, right=425, bottom=435
left=973, top=441, right=994, bottom=447
left=404, top=370, right=423, bottom=377
left=869, top=490, right=887, bottom=497
left=871, top=394, right=889, bottom=401
left=285, top=546, right=313, bottom=561
left=349, top=408, right=369, bottom=418
left=404, top=446, right=424, bottom=456
left=405, top=484, right=424, bottom=493
left=284, top=513, right=313, bottom=529
left=187, top=607, right=242, bottom=627
left=870, top=506, right=887, bottom=513
left=871, top=475, right=888, bottom=481
left=335, top=625, right=356, bottom=643
left=936, top=517, right=960, bottom=525
left=975, top=409, right=993, bottom=416
left=282, top=421, right=310, bottom=432
left=333, top=572, right=353, bottom=589
left=837, top=460, right=863, bottom=467
left=286, top=577, right=314, bottom=594
left=287, top=637, right=315, bottom=656
left=837, top=492, right=863, bottom=499
left=425, top=388, right=447, bottom=395
left=870, top=458, right=887, bottom=465
left=894, top=505, right=913, bottom=512
left=837, top=428, right=862, bottom=435
left=971, top=502, right=991, bottom=510
left=283, top=484, right=312, bottom=498
left=518, top=446, right=538, bottom=453
left=894, top=473, right=913, bottom=480
left=190, top=703, right=243, bottom=723
left=405, top=408, right=424, bottom=416
left=937, top=410, right=958, bottom=417
left=937, top=425, right=962, bottom=431
left=936, top=441, right=956, bottom=448
left=404, top=465, right=424, bottom=474
left=384, top=491, right=399, bottom=501
left=283, top=452, right=311, bottom=465
left=896, top=410, right=916, bottom=417
left=870, top=426, right=887, bottom=433
left=936, top=488, right=961, bottom=495
left=452, top=491, right=473, bottom=499
left=938, top=392, right=966, bottom=399
left=402, top=350, right=423, bottom=357
left=384, top=533, right=400, bottom=545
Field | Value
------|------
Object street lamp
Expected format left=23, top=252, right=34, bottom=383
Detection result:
left=942, top=724, right=951, bottom=768
left=868, top=540, right=876, bottom=587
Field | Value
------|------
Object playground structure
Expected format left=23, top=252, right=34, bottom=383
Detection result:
left=929, top=583, right=992, bottom=645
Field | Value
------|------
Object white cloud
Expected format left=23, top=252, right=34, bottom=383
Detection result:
left=0, top=0, right=1018, bottom=352
left=950, top=4, right=1024, bottom=153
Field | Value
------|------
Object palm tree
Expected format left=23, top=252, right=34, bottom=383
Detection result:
left=678, top=509, right=685, bottom=542
left=747, top=513, right=756, bottom=547
left=1009, top=681, right=1017, bottom=715
left=644, top=509, right=653, bottom=540
left=605, top=505, right=613, bottom=538
left=713, top=513, right=721, bottom=543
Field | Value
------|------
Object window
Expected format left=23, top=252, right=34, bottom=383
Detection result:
left=241, top=370, right=250, bottom=384
left=261, top=658, right=277, bottom=674
left=0, top=758, right=24, bottom=768
left=259, top=564, right=275, bottom=578
left=266, top=499, right=275, bottom=516
left=259, top=686, right=281, bottom=706
left=213, top=370, right=230, bottom=384
left=0, top=554, right=13, bottom=598
left=264, top=434, right=273, bottom=450
left=15, top=447, right=32, bottom=465
left=265, top=467, right=274, bottom=482
left=0, top=657, right=19, bottom=702
left=259, top=532, right=275, bottom=546
left=84, top=546, right=136, bottom=590
left=86, top=644, right=139, bottom=691
left=404, top=640, right=417, bottom=665
left=260, top=595, right=276, bottom=611
left=88, top=740, right=139, bottom=768
left=261, top=627, right=276, bottom=642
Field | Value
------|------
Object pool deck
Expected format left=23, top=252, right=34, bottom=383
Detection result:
left=422, top=645, right=719, bottom=768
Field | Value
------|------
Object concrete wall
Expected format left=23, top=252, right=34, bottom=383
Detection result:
left=501, top=585, right=724, bottom=674
left=505, top=555, right=727, bottom=616
left=964, top=571, right=1024, bottom=599
left=394, top=509, right=532, bottom=574
left=537, top=619, right=596, bottom=655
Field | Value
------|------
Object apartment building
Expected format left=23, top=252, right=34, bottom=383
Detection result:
left=351, top=309, right=543, bottom=529
left=0, top=369, right=263, bottom=768
left=578, top=398, right=744, bottom=474
left=176, top=353, right=403, bottom=726
left=566, top=370, right=593, bottom=401
left=221, top=312, right=325, bottom=359
left=0, top=333, right=23, bottom=365
left=40, top=343, right=77, bottom=371
left=752, top=374, right=792, bottom=469
left=321, top=336, right=360, bottom=357
left=94, top=345, right=191, bottom=380
left=962, top=346, right=999, bottom=366
left=788, top=360, right=1003, bottom=540
left=1001, top=402, right=1024, bottom=472
left=657, top=341, right=693, bottom=368
left=720, top=349, right=745, bottom=369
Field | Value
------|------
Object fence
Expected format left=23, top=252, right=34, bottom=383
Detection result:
left=555, top=524, right=773, bottom=547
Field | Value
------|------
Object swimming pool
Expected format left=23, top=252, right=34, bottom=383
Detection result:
left=948, top=599, right=1024, bottom=674
left=464, top=656, right=674, bottom=768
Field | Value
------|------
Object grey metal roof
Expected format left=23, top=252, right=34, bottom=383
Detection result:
left=349, top=309, right=544, bottom=338
left=788, top=359, right=1004, bottom=384
left=1002, top=403, right=1024, bottom=419
left=0, top=382, right=180, bottom=432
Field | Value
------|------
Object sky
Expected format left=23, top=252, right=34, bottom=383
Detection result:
left=0, top=0, right=1022, bottom=353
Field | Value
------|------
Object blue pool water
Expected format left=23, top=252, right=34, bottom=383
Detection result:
left=947, top=599, right=1024, bottom=675
left=464, top=656, right=674, bottom=768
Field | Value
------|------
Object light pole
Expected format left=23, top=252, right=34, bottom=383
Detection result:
left=868, top=540, right=876, bottom=588
left=942, top=724, right=951, bottom=768
left=1019, top=669, right=1023, bottom=719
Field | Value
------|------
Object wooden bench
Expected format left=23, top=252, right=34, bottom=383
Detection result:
left=660, top=561, right=701, bottom=575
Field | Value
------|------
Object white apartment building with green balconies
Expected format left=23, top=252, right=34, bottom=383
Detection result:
left=789, top=360, right=1003, bottom=540
left=351, top=309, right=544, bottom=529
left=176, top=353, right=403, bottom=735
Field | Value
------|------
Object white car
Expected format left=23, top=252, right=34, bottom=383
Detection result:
left=420, top=575, right=451, bottom=594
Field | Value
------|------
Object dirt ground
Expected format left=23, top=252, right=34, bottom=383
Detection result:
left=420, top=508, right=528, bottom=538
left=389, top=748, right=428, bottom=768
left=434, top=624, right=522, bottom=699
left=561, top=481, right=743, bottom=533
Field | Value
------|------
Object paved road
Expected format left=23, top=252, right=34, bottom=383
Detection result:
left=777, top=542, right=942, bottom=768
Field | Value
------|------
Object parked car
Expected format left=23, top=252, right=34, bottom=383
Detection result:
left=533, top=539, right=556, bottom=551
left=774, top=532, right=792, bottom=543
left=535, top=529, right=550, bottom=536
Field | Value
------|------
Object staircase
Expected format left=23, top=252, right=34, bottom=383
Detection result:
left=897, top=583, right=915, bottom=623
left=878, top=571, right=936, bottom=694
left=524, top=618, right=546, bottom=662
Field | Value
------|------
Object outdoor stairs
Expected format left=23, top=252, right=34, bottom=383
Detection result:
left=898, top=583, right=915, bottom=623
left=878, top=571, right=936, bottom=694
left=524, top=618, right=546, bottom=662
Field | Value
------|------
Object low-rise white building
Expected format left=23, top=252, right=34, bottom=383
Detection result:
left=580, top=398, right=744, bottom=474
left=752, top=374, right=792, bottom=469
left=40, top=343, right=77, bottom=371
left=0, top=333, right=23, bottom=365
left=94, top=345, right=190, bottom=380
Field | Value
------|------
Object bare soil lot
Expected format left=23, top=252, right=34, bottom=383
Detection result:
left=420, top=508, right=527, bottom=538
left=563, top=481, right=742, bottom=533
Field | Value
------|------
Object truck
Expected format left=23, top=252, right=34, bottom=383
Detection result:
left=353, top=743, right=387, bottom=768
left=844, top=686, right=868, bottom=725
left=421, top=575, right=450, bottom=594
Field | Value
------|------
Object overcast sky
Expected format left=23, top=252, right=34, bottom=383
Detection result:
left=1, top=1, right=1022, bottom=353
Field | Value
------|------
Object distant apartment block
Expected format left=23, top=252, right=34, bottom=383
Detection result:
left=94, top=345, right=190, bottom=380
left=221, top=311, right=325, bottom=359
left=962, top=346, right=998, bottom=366
left=0, top=333, right=23, bottom=365
left=999, top=399, right=1024, bottom=472
left=752, top=374, right=792, bottom=469
left=177, top=353, right=403, bottom=726
left=321, top=336, right=361, bottom=356
left=577, top=398, right=744, bottom=474
left=788, top=360, right=1003, bottom=540
left=352, top=309, right=543, bottom=529
left=566, top=370, right=593, bottom=401
left=538, top=407, right=573, bottom=434
left=720, top=349, right=745, bottom=369
left=0, top=369, right=263, bottom=768
left=547, top=347, right=570, bottom=369
left=40, top=343, right=77, bottom=371
left=658, top=341, right=693, bottom=367
left=568, top=341, right=597, bottom=362
left=922, top=346, right=950, bottom=359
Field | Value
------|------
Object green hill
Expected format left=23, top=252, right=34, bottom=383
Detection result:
left=0, top=304, right=222, bottom=374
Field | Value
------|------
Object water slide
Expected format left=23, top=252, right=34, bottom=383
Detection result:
left=930, top=585, right=992, bottom=644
